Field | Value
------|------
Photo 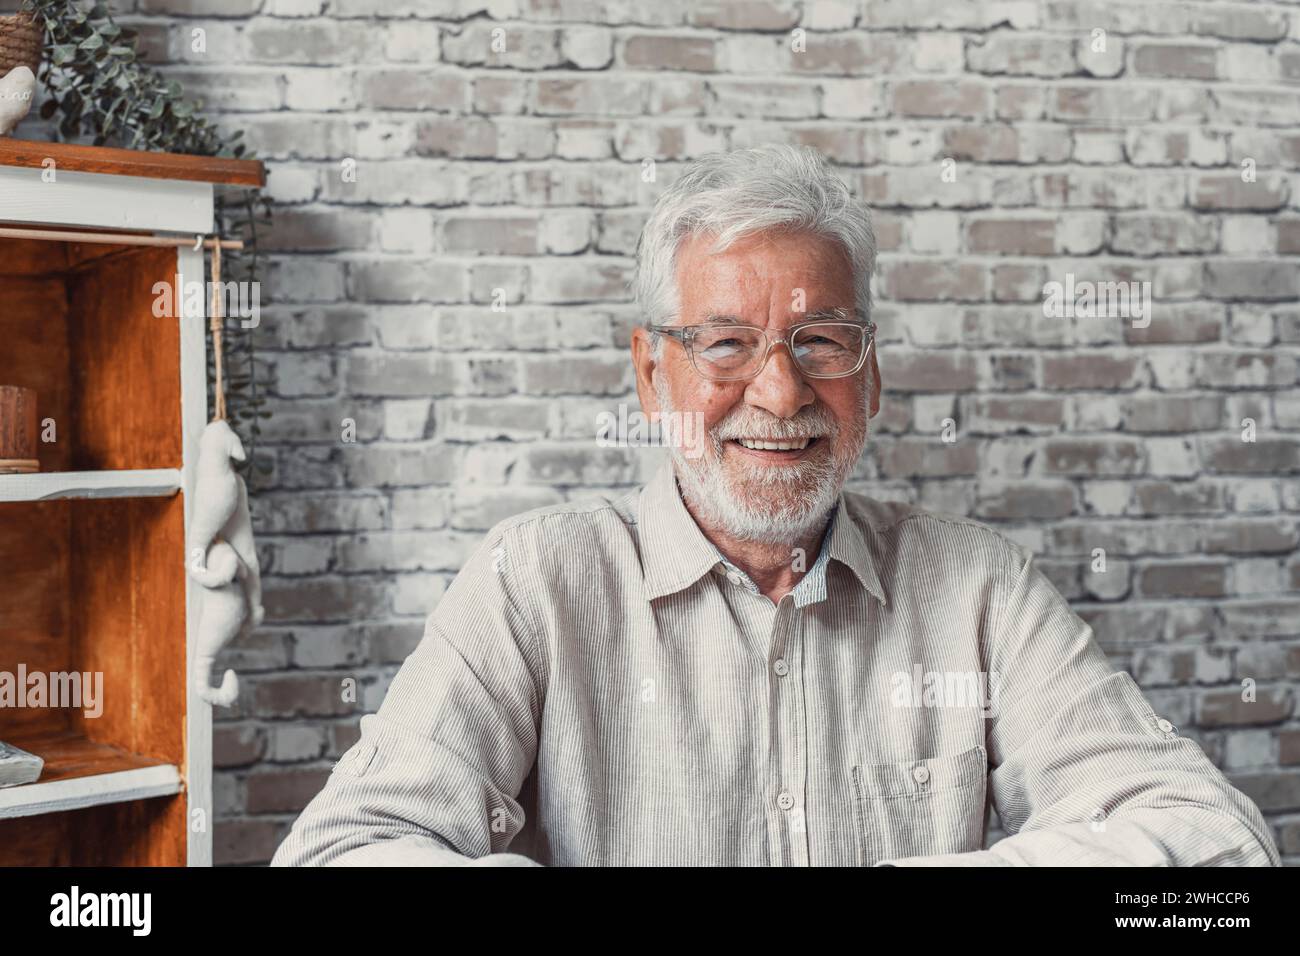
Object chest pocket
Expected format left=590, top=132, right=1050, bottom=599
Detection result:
left=850, top=744, right=988, bottom=865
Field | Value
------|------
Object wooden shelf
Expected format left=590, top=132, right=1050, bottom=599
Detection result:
left=0, top=732, right=181, bottom=820
left=0, top=139, right=265, bottom=187
left=0, top=468, right=181, bottom=502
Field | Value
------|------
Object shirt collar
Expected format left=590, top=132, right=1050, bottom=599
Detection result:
left=638, top=459, right=888, bottom=607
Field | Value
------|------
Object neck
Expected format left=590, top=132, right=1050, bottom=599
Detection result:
left=676, top=476, right=835, bottom=605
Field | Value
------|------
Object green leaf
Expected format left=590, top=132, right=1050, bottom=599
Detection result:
left=52, top=44, right=77, bottom=66
left=78, top=33, right=104, bottom=52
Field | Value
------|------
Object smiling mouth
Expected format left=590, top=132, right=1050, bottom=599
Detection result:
left=727, top=436, right=822, bottom=458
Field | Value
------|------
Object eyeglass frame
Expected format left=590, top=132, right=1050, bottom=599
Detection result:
left=648, top=310, right=878, bottom=382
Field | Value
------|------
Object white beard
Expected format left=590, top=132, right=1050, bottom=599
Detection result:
left=654, top=374, right=870, bottom=544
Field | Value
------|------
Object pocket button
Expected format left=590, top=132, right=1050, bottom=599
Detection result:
left=912, top=765, right=930, bottom=785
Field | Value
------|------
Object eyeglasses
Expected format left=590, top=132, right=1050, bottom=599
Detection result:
left=649, top=313, right=877, bottom=382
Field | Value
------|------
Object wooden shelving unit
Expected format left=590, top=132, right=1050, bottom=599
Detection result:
left=0, top=141, right=263, bottom=866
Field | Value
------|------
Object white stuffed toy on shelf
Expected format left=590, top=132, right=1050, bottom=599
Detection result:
left=0, top=66, right=35, bottom=137
left=188, top=419, right=263, bottom=706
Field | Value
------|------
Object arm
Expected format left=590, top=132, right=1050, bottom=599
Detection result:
left=270, top=521, right=546, bottom=867
left=880, top=540, right=1279, bottom=867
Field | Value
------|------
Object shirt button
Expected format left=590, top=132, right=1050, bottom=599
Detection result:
left=726, top=571, right=742, bottom=585
left=1157, top=718, right=1175, bottom=734
left=777, top=791, right=794, bottom=810
left=773, top=659, right=789, bottom=677
left=912, top=766, right=930, bottom=785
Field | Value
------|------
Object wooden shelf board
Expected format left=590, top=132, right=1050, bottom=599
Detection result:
left=0, top=468, right=181, bottom=502
left=0, top=139, right=264, bottom=188
left=0, top=732, right=181, bottom=820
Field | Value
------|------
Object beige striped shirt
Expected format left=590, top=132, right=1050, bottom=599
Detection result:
left=271, top=460, right=1279, bottom=867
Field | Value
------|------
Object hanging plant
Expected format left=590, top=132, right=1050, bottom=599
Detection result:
left=21, top=0, right=272, bottom=478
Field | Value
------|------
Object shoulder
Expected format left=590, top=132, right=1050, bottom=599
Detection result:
left=479, top=486, right=640, bottom=576
left=840, top=490, right=1029, bottom=575
left=490, top=487, right=637, bottom=540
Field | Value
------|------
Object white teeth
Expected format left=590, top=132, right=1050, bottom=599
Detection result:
left=736, top=437, right=811, bottom=451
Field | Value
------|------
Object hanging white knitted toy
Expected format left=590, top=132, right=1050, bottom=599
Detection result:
left=188, top=240, right=263, bottom=707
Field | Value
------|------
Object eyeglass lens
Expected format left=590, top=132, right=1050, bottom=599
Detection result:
left=690, top=323, right=867, bottom=379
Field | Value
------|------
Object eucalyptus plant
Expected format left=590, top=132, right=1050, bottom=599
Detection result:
left=22, top=0, right=272, bottom=477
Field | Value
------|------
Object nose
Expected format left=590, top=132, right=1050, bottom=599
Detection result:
left=742, top=340, right=814, bottom=420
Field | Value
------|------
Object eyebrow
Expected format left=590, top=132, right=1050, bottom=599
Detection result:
left=700, top=307, right=859, bottom=325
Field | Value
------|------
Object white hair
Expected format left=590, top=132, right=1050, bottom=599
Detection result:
left=631, top=143, right=877, bottom=355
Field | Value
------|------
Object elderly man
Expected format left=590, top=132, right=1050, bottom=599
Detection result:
left=273, top=145, right=1278, bottom=867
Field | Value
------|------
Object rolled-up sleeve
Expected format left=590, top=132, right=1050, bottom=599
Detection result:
left=270, top=521, right=546, bottom=867
left=882, top=540, right=1280, bottom=867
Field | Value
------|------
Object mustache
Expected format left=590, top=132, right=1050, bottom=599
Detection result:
left=712, top=407, right=839, bottom=442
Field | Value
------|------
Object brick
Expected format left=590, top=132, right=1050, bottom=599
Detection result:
left=892, top=80, right=988, bottom=118
left=1139, top=561, right=1230, bottom=598
left=1196, top=352, right=1298, bottom=388
left=1043, top=438, right=1146, bottom=476
left=975, top=481, right=1075, bottom=519
left=623, top=34, right=717, bottom=72
left=1191, top=174, right=1289, bottom=211
left=1110, top=213, right=1217, bottom=255
left=1123, top=395, right=1224, bottom=433
left=358, top=69, right=467, bottom=110
left=1134, top=480, right=1223, bottom=516
left=1198, top=687, right=1293, bottom=728
left=1124, top=305, right=1223, bottom=345
left=861, top=0, right=1038, bottom=30
left=442, top=23, right=563, bottom=69
left=1053, top=86, right=1157, bottom=123
left=967, top=34, right=1073, bottom=76
left=790, top=35, right=908, bottom=75
left=968, top=395, right=1064, bottom=433
left=561, top=25, right=614, bottom=69
left=442, top=215, right=541, bottom=255
left=1204, top=262, right=1300, bottom=301
left=884, top=261, right=988, bottom=301
left=534, top=77, right=646, bottom=115
left=711, top=79, right=819, bottom=119
left=214, top=724, right=267, bottom=768
left=876, top=439, right=979, bottom=478
left=1131, top=43, right=1218, bottom=80
left=944, top=125, right=1021, bottom=163
left=1189, top=7, right=1289, bottom=42
left=245, top=767, right=333, bottom=813
left=686, top=0, right=799, bottom=30
left=968, top=218, right=1054, bottom=255
left=883, top=351, right=979, bottom=391
left=1041, top=354, right=1142, bottom=390
left=1202, top=519, right=1300, bottom=555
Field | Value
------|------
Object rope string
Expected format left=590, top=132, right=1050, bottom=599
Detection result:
left=209, top=237, right=226, bottom=422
